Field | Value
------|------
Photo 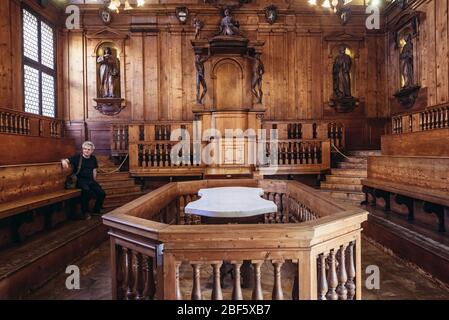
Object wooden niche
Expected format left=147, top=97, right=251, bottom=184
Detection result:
left=324, top=33, right=364, bottom=115
left=86, top=28, right=129, bottom=117
left=212, top=58, right=245, bottom=110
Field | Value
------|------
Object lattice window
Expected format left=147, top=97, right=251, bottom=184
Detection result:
left=41, top=22, right=54, bottom=70
left=24, top=66, right=40, bottom=115
left=23, top=9, right=39, bottom=62
left=22, top=7, right=56, bottom=117
left=42, top=73, right=55, bottom=117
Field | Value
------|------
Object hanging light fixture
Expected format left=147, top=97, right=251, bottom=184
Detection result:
left=107, top=0, right=146, bottom=13
left=308, top=0, right=388, bottom=25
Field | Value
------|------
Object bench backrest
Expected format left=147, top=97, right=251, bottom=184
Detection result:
left=367, top=156, right=449, bottom=193
left=0, top=163, right=72, bottom=203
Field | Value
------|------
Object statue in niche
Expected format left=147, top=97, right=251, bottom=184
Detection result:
left=219, top=8, right=240, bottom=36
left=332, top=46, right=352, bottom=98
left=394, top=33, right=420, bottom=109
left=97, top=47, right=119, bottom=98
left=400, top=34, right=414, bottom=89
left=195, top=53, right=209, bottom=105
left=248, top=53, right=264, bottom=104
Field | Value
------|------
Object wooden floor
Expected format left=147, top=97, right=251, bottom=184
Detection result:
left=27, top=236, right=449, bottom=300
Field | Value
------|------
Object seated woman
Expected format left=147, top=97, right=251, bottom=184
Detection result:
left=61, top=141, right=106, bottom=220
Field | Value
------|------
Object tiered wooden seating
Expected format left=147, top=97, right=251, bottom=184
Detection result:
left=362, top=156, right=449, bottom=232
left=0, top=162, right=81, bottom=245
left=362, top=156, right=449, bottom=285
left=0, top=163, right=110, bottom=299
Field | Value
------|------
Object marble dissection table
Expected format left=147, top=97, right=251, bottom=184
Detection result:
left=185, top=187, right=278, bottom=218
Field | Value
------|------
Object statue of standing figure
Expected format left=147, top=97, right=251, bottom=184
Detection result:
left=332, top=45, right=352, bottom=98
left=195, top=53, right=209, bottom=105
left=219, top=8, right=240, bottom=36
left=400, top=34, right=414, bottom=89
left=248, top=53, right=264, bottom=104
left=97, top=47, right=119, bottom=98
left=193, top=18, right=203, bottom=40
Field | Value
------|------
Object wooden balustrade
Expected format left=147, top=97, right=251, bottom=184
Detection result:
left=103, top=179, right=368, bottom=300
left=111, top=124, right=129, bottom=156
left=270, top=140, right=324, bottom=166
left=263, top=121, right=345, bottom=150
left=392, top=104, right=449, bottom=134
left=0, top=107, right=63, bottom=138
left=128, top=122, right=195, bottom=143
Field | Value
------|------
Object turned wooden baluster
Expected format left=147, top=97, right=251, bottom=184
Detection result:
left=135, top=253, right=145, bottom=300
left=444, top=107, right=449, bottom=128
left=0, top=113, right=3, bottom=132
left=292, top=262, right=299, bottom=301
left=116, top=245, right=126, bottom=300
left=178, top=196, right=186, bottom=225
left=144, top=256, right=156, bottom=300
left=282, top=194, right=289, bottom=223
left=336, top=245, right=348, bottom=300
left=252, top=261, right=264, bottom=300
left=144, top=146, right=149, bottom=167
left=274, top=193, right=282, bottom=223
left=345, top=241, right=356, bottom=300
left=126, top=248, right=136, bottom=300
left=211, top=262, right=223, bottom=300
left=326, top=250, right=338, bottom=300
left=231, top=261, right=243, bottom=300
left=268, top=193, right=275, bottom=223
left=191, top=263, right=202, bottom=300
left=272, top=260, right=284, bottom=300
left=185, top=195, right=192, bottom=224
left=175, top=261, right=183, bottom=300
left=318, top=254, right=328, bottom=300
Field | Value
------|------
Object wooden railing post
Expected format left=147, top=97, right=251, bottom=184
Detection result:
left=161, top=252, right=177, bottom=300
left=297, top=250, right=317, bottom=300
left=355, top=233, right=362, bottom=300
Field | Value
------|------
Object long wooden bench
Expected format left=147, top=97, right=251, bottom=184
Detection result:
left=0, top=162, right=81, bottom=246
left=362, top=156, right=449, bottom=233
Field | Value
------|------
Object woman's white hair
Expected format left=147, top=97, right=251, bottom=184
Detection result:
left=82, top=141, right=95, bottom=150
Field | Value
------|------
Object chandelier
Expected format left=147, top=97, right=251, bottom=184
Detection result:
left=107, top=0, right=145, bottom=13
left=307, top=0, right=394, bottom=25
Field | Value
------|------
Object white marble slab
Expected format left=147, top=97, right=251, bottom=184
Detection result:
left=185, top=187, right=278, bottom=218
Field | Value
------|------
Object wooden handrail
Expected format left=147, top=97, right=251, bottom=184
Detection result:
left=103, top=179, right=368, bottom=300
left=392, top=103, right=449, bottom=134
left=0, top=107, right=63, bottom=138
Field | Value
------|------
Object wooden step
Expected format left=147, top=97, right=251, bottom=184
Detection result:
left=96, top=174, right=132, bottom=183
left=98, top=180, right=137, bottom=189
left=320, top=182, right=363, bottom=192
left=97, top=171, right=130, bottom=178
left=105, top=191, right=147, bottom=204
left=325, top=176, right=363, bottom=184
left=104, top=185, right=142, bottom=195
left=323, top=190, right=366, bottom=202
left=348, top=150, right=381, bottom=157
left=331, top=168, right=368, bottom=177
left=337, top=162, right=368, bottom=169
left=342, top=156, right=368, bottom=163
left=0, top=218, right=107, bottom=299
left=98, top=166, right=120, bottom=171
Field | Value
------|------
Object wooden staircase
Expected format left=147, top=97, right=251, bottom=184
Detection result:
left=96, top=156, right=147, bottom=213
left=319, top=150, right=381, bottom=206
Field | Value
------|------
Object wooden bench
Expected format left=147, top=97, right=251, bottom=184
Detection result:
left=0, top=163, right=81, bottom=246
left=362, top=156, right=449, bottom=233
